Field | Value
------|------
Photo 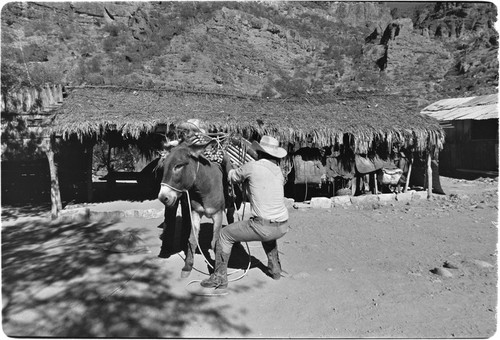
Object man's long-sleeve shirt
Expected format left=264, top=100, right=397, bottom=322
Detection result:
left=228, top=159, right=288, bottom=222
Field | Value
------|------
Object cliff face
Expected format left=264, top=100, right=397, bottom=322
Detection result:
left=1, top=1, right=497, bottom=105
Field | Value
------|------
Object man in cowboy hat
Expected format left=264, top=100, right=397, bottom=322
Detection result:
left=201, top=135, right=290, bottom=290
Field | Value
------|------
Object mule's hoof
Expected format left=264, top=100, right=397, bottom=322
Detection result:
left=181, top=270, right=191, bottom=278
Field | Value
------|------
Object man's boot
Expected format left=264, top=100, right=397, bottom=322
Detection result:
left=200, top=242, right=230, bottom=289
left=262, top=240, right=282, bottom=280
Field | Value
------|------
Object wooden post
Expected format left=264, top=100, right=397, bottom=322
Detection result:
left=84, top=141, right=94, bottom=202
left=42, top=136, right=62, bottom=219
left=426, top=152, right=432, bottom=199
left=404, top=155, right=413, bottom=192
left=107, top=143, right=112, bottom=172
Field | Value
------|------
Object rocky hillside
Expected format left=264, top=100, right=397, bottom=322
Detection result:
left=1, top=1, right=498, bottom=106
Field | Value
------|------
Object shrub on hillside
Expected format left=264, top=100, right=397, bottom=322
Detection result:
left=103, top=23, right=124, bottom=37
left=274, top=77, right=308, bottom=97
left=23, top=43, right=49, bottom=62
left=86, top=73, right=105, bottom=85
left=1, top=61, right=30, bottom=94
left=103, top=37, right=117, bottom=53
left=28, top=63, right=64, bottom=87
left=88, top=56, right=102, bottom=73
left=180, top=53, right=191, bottom=63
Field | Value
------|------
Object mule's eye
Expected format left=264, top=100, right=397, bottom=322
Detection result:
left=174, top=163, right=186, bottom=171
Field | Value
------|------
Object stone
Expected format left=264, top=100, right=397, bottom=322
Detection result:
left=293, top=202, right=312, bottom=209
left=396, top=192, right=413, bottom=202
left=310, top=197, right=332, bottom=209
left=350, top=195, right=379, bottom=206
left=430, top=267, right=453, bottom=278
left=443, top=261, right=459, bottom=269
left=142, top=208, right=163, bottom=219
left=124, top=209, right=136, bottom=217
left=284, top=198, right=295, bottom=209
left=378, top=193, right=396, bottom=202
left=473, top=260, right=494, bottom=268
left=412, top=191, right=428, bottom=200
left=332, top=195, right=352, bottom=207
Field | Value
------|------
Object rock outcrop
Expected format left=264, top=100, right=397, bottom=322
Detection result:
left=1, top=1, right=497, bottom=101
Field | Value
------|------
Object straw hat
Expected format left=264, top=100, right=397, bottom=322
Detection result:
left=251, top=135, right=287, bottom=159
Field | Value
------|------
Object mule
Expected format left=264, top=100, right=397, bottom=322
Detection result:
left=157, top=140, right=230, bottom=278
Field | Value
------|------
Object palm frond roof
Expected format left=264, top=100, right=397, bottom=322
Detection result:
left=52, top=86, right=444, bottom=153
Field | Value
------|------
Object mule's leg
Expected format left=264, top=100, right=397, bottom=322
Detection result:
left=182, top=242, right=194, bottom=278
left=211, top=210, right=224, bottom=250
left=226, top=206, right=235, bottom=225
left=262, top=240, right=282, bottom=280
left=181, top=211, right=202, bottom=278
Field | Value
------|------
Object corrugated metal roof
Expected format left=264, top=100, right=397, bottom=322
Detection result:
left=421, top=94, right=498, bottom=121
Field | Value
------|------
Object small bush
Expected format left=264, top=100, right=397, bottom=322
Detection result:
left=88, top=56, right=101, bottom=73
left=86, top=73, right=105, bottom=85
left=144, top=79, right=155, bottom=88
left=75, top=59, right=87, bottom=83
left=180, top=53, right=191, bottom=62
left=103, top=23, right=124, bottom=37
left=151, top=65, right=162, bottom=76
left=23, top=43, right=49, bottom=62
left=103, top=37, right=117, bottom=53
left=31, top=20, right=51, bottom=34
left=274, top=77, right=308, bottom=97
left=59, top=23, right=74, bottom=40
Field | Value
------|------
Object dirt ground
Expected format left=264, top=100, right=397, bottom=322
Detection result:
left=1, top=176, right=498, bottom=338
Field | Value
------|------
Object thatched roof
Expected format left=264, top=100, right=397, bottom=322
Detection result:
left=51, top=86, right=444, bottom=153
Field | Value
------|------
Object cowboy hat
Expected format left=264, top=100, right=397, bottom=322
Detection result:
left=177, top=119, right=206, bottom=133
left=251, top=135, right=287, bottom=159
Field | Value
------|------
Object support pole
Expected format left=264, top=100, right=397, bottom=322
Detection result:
left=426, top=152, right=432, bottom=199
left=404, top=154, right=413, bottom=192
left=42, top=136, right=62, bottom=219
left=107, top=143, right=112, bottom=172
left=84, top=141, right=94, bottom=202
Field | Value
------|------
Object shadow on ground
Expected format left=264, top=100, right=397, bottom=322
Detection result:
left=1, top=203, right=51, bottom=220
left=2, top=216, right=251, bottom=337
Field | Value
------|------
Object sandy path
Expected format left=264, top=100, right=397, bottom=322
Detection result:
left=2, top=177, right=497, bottom=337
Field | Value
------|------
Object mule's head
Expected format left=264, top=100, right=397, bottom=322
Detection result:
left=157, top=141, right=212, bottom=207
